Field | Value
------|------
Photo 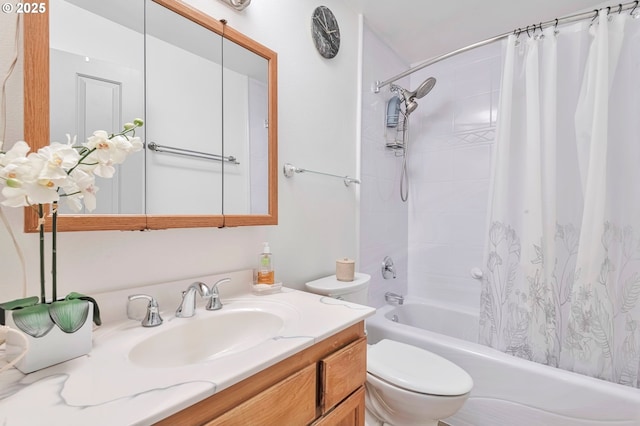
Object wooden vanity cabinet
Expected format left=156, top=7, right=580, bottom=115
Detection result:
left=155, top=321, right=367, bottom=426
left=313, top=387, right=365, bottom=426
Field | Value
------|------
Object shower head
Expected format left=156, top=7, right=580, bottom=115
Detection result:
left=392, top=77, right=437, bottom=115
left=413, top=77, right=437, bottom=99
left=401, top=77, right=437, bottom=101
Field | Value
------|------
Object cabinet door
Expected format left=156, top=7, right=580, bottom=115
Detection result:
left=206, top=363, right=317, bottom=426
left=313, top=387, right=365, bottom=426
left=320, top=337, right=367, bottom=413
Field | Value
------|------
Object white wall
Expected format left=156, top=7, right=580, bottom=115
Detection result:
left=0, top=0, right=361, bottom=304
left=0, top=4, right=22, bottom=147
left=0, top=3, right=24, bottom=299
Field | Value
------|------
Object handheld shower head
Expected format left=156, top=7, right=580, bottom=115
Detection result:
left=385, top=77, right=437, bottom=203
left=392, top=77, right=437, bottom=116
left=413, top=77, right=437, bottom=99
left=402, top=77, right=437, bottom=101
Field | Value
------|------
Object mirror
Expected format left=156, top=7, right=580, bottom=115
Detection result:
left=145, top=0, right=223, bottom=216
left=222, top=35, right=271, bottom=216
left=50, top=0, right=146, bottom=216
left=23, top=0, right=278, bottom=232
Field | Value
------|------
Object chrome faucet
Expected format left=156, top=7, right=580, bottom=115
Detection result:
left=176, top=281, right=211, bottom=318
left=205, top=278, right=230, bottom=311
left=128, top=294, right=163, bottom=327
left=384, top=292, right=404, bottom=305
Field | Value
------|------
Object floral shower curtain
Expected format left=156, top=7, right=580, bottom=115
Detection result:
left=480, top=9, right=640, bottom=387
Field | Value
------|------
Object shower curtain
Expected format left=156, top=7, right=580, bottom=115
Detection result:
left=480, top=9, right=640, bottom=387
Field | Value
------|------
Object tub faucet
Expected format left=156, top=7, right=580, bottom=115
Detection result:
left=385, top=292, right=404, bottom=305
left=205, top=278, right=230, bottom=311
left=176, top=281, right=211, bottom=318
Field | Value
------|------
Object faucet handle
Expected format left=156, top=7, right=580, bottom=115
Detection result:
left=206, top=278, right=231, bottom=311
left=128, top=294, right=163, bottom=327
left=381, top=256, right=397, bottom=279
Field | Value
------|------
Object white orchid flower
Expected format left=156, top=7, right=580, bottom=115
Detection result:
left=0, top=140, right=31, bottom=166
left=108, top=135, right=143, bottom=164
left=1, top=176, right=60, bottom=207
left=91, top=161, right=116, bottom=179
left=84, top=130, right=117, bottom=164
left=0, top=144, right=60, bottom=206
left=32, top=142, right=80, bottom=182
left=60, top=168, right=98, bottom=212
left=1, top=186, right=31, bottom=207
left=1, top=120, right=143, bottom=211
left=128, top=136, right=143, bottom=152
left=0, top=156, right=32, bottom=188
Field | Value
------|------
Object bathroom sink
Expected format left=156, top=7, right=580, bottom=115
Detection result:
left=128, top=308, right=285, bottom=368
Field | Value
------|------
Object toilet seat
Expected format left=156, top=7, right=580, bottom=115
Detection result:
left=367, top=339, right=473, bottom=396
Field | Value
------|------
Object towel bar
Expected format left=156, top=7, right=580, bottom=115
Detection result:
left=283, top=163, right=360, bottom=187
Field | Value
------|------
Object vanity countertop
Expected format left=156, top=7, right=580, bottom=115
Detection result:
left=0, top=273, right=375, bottom=426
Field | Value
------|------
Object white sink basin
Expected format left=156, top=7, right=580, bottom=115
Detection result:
left=128, top=308, right=286, bottom=368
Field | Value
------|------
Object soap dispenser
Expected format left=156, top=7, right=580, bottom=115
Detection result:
left=257, top=242, right=274, bottom=284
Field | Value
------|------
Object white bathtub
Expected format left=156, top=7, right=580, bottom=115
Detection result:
left=365, top=298, right=640, bottom=426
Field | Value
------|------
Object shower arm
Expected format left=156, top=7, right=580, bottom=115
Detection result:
left=374, top=1, right=638, bottom=92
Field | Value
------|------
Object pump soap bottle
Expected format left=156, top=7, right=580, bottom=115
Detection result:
left=257, top=242, right=275, bottom=284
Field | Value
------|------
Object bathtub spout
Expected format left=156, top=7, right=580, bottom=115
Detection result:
left=384, top=292, right=404, bottom=305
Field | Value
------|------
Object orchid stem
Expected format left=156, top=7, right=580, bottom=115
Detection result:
left=66, top=147, right=96, bottom=175
left=38, top=204, right=46, bottom=304
left=52, top=201, right=58, bottom=302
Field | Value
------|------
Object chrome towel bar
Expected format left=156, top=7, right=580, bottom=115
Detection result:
left=147, top=142, right=239, bottom=164
left=283, top=163, right=360, bottom=187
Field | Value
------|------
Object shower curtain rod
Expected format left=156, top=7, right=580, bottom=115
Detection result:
left=374, top=0, right=639, bottom=92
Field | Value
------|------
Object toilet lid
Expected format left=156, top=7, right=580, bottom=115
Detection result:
left=367, top=339, right=473, bottom=396
left=305, top=273, right=370, bottom=296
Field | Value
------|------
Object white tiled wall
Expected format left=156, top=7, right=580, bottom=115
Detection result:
left=360, top=26, right=503, bottom=311
left=405, top=42, right=503, bottom=311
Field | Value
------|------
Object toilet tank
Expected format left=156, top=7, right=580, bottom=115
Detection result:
left=305, top=273, right=371, bottom=305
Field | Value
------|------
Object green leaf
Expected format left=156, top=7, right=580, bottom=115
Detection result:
left=65, top=292, right=102, bottom=326
left=12, top=304, right=55, bottom=337
left=49, top=299, right=90, bottom=333
left=0, top=296, right=40, bottom=311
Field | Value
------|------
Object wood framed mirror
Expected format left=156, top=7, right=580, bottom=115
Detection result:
left=23, top=0, right=277, bottom=232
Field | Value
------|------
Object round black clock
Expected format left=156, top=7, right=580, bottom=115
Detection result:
left=311, top=6, right=340, bottom=59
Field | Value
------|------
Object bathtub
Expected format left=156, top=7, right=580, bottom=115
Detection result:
left=365, top=298, right=640, bottom=426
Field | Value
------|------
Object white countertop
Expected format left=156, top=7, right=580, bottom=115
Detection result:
left=0, top=272, right=375, bottom=425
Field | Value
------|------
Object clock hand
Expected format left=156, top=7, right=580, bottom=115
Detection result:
left=314, top=15, right=330, bottom=33
left=321, top=9, right=330, bottom=32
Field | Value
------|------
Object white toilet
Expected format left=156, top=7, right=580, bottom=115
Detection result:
left=305, top=273, right=473, bottom=426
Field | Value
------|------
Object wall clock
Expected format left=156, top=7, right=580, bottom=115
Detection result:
left=311, top=6, right=340, bottom=59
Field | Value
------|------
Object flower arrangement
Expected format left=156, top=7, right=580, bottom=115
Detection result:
left=0, top=119, right=143, bottom=337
